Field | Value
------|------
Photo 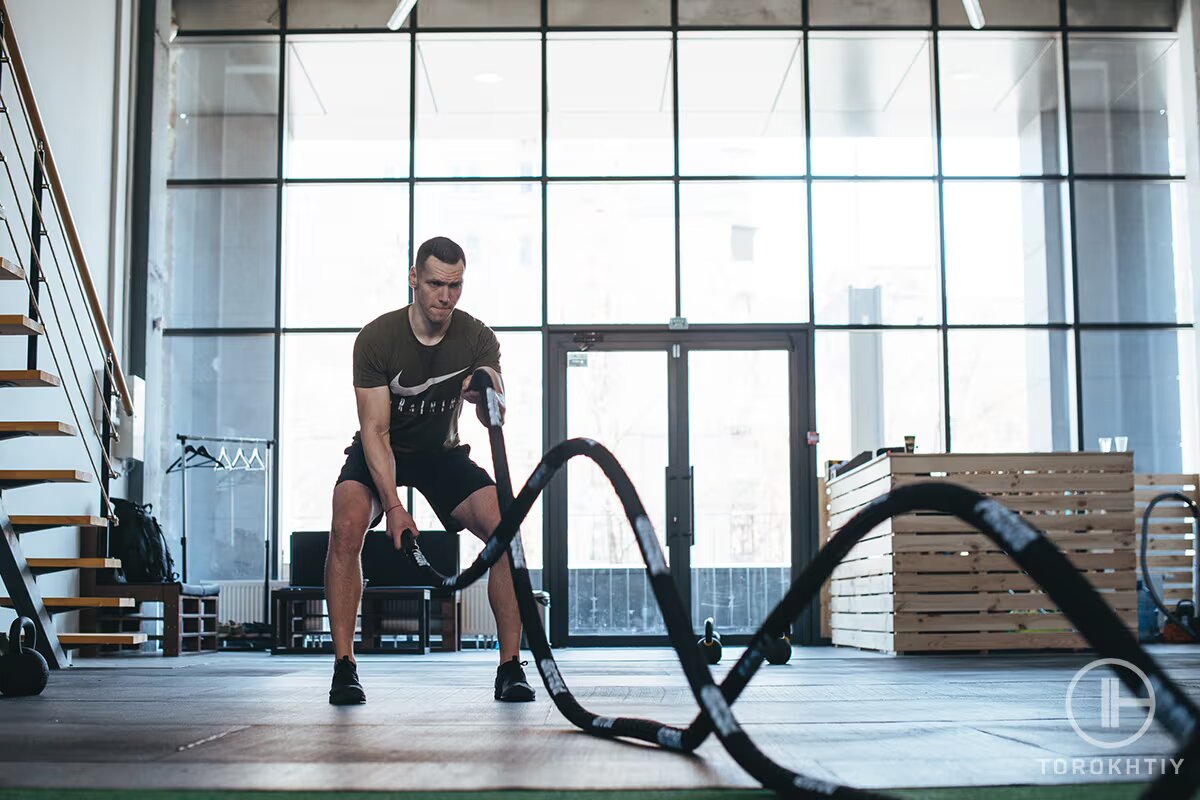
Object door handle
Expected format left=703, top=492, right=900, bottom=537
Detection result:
left=665, top=466, right=695, bottom=546
left=666, top=466, right=678, bottom=543
left=687, top=466, right=694, bottom=546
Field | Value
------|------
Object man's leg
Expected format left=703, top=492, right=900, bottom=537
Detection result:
left=451, top=486, right=522, bottom=663
left=326, top=480, right=376, bottom=663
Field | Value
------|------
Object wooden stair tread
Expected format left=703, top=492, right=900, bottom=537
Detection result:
left=9, top=515, right=108, bottom=533
left=59, top=633, right=148, bottom=647
left=0, top=315, right=43, bottom=335
left=0, top=596, right=134, bottom=608
left=0, top=257, right=22, bottom=281
left=27, top=557, right=121, bottom=569
left=0, top=470, right=93, bottom=490
left=0, top=370, right=58, bottom=388
left=0, top=421, right=76, bottom=438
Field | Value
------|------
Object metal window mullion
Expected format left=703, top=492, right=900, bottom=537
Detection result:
left=930, top=7, right=952, bottom=453
left=671, top=7, right=681, bottom=319
left=165, top=172, right=1193, bottom=186
left=270, top=3, right=288, bottom=586
left=800, top=0, right=821, bottom=644
left=1060, top=0, right=1085, bottom=451
left=171, top=23, right=1184, bottom=39
left=540, top=0, right=562, bottom=645
left=406, top=5, right=420, bottom=523
left=173, top=321, right=1199, bottom=336
left=409, top=14, right=418, bottom=296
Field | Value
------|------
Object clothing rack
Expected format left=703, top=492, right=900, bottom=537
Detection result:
left=168, top=433, right=275, bottom=625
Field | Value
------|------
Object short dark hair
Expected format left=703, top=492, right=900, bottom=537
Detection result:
left=415, top=236, right=466, bottom=272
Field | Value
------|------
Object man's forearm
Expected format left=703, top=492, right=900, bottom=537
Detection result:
left=361, top=431, right=402, bottom=512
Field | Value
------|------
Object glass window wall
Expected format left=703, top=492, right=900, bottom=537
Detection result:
left=163, top=2, right=1197, bottom=594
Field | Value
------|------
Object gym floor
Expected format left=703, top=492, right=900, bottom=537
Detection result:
left=1, top=646, right=1197, bottom=798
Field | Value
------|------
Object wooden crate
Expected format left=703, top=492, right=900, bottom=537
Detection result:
left=1135, top=474, right=1198, bottom=605
left=826, top=453, right=1136, bottom=654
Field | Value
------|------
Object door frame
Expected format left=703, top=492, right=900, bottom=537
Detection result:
left=544, top=328, right=817, bottom=647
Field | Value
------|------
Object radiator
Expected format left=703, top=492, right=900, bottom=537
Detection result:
left=461, top=578, right=494, bottom=637
left=219, top=578, right=545, bottom=634
left=216, top=580, right=287, bottom=625
left=460, top=578, right=549, bottom=643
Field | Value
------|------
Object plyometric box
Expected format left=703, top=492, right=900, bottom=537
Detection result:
left=825, top=452, right=1136, bottom=654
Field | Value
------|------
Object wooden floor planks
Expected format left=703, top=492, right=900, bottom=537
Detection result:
left=0, top=646, right=1195, bottom=793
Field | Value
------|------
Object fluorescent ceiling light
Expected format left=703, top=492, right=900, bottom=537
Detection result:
left=962, top=0, right=986, bottom=29
left=388, top=0, right=419, bottom=30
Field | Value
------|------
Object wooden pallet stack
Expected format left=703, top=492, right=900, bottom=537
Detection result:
left=1135, top=474, right=1198, bottom=606
left=824, top=453, right=1137, bottom=654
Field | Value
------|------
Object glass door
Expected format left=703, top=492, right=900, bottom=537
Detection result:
left=565, top=348, right=670, bottom=636
left=546, top=331, right=813, bottom=645
left=687, top=350, right=793, bottom=633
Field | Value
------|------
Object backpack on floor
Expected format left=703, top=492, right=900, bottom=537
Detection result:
left=111, top=499, right=179, bottom=583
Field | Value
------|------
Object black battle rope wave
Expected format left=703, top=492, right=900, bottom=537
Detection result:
left=398, top=370, right=1200, bottom=799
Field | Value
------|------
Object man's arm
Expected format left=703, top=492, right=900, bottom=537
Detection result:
left=355, top=386, right=414, bottom=541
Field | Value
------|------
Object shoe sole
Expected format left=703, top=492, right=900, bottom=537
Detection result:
left=329, top=689, right=367, bottom=705
left=495, top=684, right=536, bottom=702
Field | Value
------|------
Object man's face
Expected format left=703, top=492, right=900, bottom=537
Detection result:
left=409, top=255, right=464, bottom=324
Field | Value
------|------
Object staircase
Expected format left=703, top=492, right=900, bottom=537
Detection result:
left=0, top=1, right=144, bottom=665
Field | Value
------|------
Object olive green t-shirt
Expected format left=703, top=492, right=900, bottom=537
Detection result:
left=352, top=306, right=501, bottom=453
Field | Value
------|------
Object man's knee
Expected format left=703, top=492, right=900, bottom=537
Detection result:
left=329, top=518, right=367, bottom=560
left=457, top=487, right=502, bottom=541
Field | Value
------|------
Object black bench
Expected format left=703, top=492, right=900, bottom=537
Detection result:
left=284, top=530, right=461, bottom=653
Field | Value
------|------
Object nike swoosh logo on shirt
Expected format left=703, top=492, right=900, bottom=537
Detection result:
left=388, top=367, right=468, bottom=397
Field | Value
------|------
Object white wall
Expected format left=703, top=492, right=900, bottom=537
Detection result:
left=7, top=0, right=129, bottom=319
left=0, top=0, right=134, bottom=630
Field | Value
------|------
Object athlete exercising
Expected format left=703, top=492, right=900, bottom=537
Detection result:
left=326, top=236, right=534, bottom=704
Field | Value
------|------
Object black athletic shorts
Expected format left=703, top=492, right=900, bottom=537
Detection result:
left=335, top=437, right=494, bottom=532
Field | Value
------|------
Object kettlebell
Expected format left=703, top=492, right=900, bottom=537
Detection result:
left=0, top=617, right=49, bottom=697
left=697, top=617, right=722, bottom=665
left=1176, top=599, right=1198, bottom=636
left=764, top=634, right=792, bottom=665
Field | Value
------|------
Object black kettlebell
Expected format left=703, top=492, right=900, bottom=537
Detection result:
left=764, top=634, right=792, bottom=665
left=1176, top=599, right=1197, bottom=633
left=698, top=617, right=722, bottom=665
left=0, top=617, right=49, bottom=697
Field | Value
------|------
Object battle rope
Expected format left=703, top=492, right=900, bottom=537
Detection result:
left=396, top=370, right=1200, bottom=799
left=1140, top=491, right=1200, bottom=641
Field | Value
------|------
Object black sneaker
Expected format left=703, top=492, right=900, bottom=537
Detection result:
left=329, top=656, right=366, bottom=705
left=495, top=656, right=535, bottom=702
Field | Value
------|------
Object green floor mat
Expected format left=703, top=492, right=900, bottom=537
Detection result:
left=0, top=785, right=1147, bottom=800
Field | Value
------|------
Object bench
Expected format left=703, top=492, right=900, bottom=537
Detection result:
left=88, top=581, right=220, bottom=656
left=287, top=530, right=461, bottom=652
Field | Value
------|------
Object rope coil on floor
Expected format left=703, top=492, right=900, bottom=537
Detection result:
left=400, top=370, right=1200, bottom=799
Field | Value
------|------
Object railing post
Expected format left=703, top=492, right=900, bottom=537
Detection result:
left=99, top=354, right=116, bottom=555
left=26, top=142, right=44, bottom=371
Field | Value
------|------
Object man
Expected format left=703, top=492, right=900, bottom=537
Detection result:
left=325, top=235, right=534, bottom=705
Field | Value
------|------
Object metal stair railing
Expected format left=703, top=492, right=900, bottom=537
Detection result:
left=0, top=0, right=137, bottom=667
